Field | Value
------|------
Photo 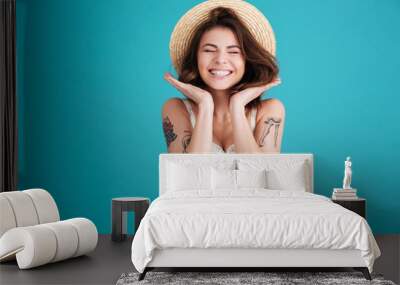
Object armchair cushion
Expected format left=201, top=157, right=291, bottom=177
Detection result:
left=0, top=189, right=97, bottom=269
left=0, top=218, right=97, bottom=269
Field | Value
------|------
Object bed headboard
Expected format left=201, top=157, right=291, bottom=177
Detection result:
left=159, top=153, right=314, bottom=196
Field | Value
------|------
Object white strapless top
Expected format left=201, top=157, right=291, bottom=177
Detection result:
left=182, top=99, right=257, bottom=153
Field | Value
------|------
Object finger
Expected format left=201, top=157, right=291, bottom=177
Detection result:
left=165, top=74, right=204, bottom=98
left=268, top=81, right=281, bottom=88
left=164, top=73, right=188, bottom=92
left=273, top=78, right=282, bottom=85
left=164, top=72, right=180, bottom=85
left=270, top=78, right=282, bottom=87
left=258, top=84, right=273, bottom=93
left=165, top=73, right=190, bottom=92
left=261, top=79, right=281, bottom=91
left=164, top=73, right=183, bottom=86
left=164, top=72, right=179, bottom=86
left=270, top=77, right=281, bottom=85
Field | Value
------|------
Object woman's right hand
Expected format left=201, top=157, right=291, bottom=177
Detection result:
left=164, top=72, right=214, bottom=108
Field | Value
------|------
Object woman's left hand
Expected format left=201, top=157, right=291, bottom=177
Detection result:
left=229, top=77, right=281, bottom=109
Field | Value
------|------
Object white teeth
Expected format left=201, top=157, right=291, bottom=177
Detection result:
left=210, top=70, right=232, bottom=76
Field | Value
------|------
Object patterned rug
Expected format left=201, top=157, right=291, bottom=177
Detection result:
left=116, top=271, right=396, bottom=285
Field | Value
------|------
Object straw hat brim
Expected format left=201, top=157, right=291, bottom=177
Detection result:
left=169, top=0, right=276, bottom=74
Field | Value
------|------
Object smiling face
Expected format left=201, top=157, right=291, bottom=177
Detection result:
left=197, top=26, right=245, bottom=92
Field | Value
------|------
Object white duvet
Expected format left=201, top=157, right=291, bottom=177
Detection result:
left=131, top=189, right=380, bottom=273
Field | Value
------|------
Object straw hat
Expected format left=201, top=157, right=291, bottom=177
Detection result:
left=169, top=0, right=276, bottom=74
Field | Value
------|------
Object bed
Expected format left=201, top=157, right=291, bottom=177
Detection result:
left=131, top=154, right=381, bottom=281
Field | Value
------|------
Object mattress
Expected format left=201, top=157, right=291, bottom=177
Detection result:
left=131, top=189, right=380, bottom=273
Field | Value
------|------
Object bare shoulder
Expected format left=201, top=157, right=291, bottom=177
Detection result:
left=162, top=97, right=191, bottom=118
left=258, top=98, right=285, bottom=114
left=256, top=98, right=285, bottom=124
left=162, top=97, right=185, bottom=113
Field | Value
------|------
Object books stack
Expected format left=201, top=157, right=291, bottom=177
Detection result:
left=332, top=188, right=358, bottom=200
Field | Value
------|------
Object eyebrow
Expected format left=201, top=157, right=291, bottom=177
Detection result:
left=201, top=43, right=241, bottom=49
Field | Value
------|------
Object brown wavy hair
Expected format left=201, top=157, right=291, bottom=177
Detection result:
left=178, top=7, right=279, bottom=108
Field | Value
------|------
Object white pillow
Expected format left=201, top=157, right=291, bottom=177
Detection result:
left=237, top=159, right=309, bottom=191
left=167, top=162, right=212, bottom=191
left=236, top=169, right=268, bottom=189
left=211, top=168, right=236, bottom=190
left=266, top=167, right=307, bottom=191
left=211, top=168, right=268, bottom=190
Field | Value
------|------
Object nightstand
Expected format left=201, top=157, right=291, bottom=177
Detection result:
left=332, top=198, right=366, bottom=219
left=111, top=197, right=150, bottom=242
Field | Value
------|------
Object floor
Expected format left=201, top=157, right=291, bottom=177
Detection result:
left=374, top=234, right=400, bottom=284
left=0, top=235, right=134, bottom=285
left=0, top=234, right=399, bottom=285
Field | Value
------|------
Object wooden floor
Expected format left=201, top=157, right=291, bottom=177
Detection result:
left=0, top=234, right=399, bottom=285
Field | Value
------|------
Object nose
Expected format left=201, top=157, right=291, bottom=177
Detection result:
left=214, top=51, right=227, bottom=65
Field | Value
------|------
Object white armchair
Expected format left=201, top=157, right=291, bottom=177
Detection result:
left=0, top=188, right=98, bottom=269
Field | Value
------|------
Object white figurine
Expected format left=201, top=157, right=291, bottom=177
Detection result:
left=342, top=156, right=352, bottom=189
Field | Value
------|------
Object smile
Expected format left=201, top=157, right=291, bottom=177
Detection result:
left=208, top=69, right=233, bottom=78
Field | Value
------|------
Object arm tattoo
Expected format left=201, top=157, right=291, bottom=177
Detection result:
left=181, top=130, right=192, bottom=153
left=162, top=116, right=177, bottom=147
left=258, top=117, right=282, bottom=147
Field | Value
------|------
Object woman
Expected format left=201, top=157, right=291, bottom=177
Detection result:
left=162, top=0, right=285, bottom=153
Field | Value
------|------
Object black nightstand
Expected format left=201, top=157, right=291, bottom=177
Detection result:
left=332, top=198, right=366, bottom=219
left=111, top=197, right=150, bottom=242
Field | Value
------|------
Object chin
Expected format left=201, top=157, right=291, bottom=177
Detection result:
left=207, top=83, right=234, bottom=91
left=203, top=78, right=240, bottom=91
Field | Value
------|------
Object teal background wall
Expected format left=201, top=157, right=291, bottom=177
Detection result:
left=16, top=0, right=400, bottom=234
